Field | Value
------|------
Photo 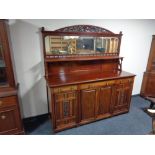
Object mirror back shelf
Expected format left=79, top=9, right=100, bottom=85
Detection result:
left=42, top=25, right=122, bottom=58
left=41, top=25, right=123, bottom=82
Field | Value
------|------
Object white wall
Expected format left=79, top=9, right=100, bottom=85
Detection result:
left=9, top=20, right=48, bottom=118
left=8, top=19, right=155, bottom=118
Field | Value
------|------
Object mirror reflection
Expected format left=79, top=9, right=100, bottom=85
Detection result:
left=45, top=36, right=119, bottom=55
left=0, top=42, right=7, bottom=86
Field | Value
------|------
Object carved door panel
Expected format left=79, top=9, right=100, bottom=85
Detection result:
left=54, top=91, right=77, bottom=130
left=122, top=82, right=133, bottom=107
left=112, top=81, right=132, bottom=114
left=80, top=89, right=97, bottom=123
left=96, top=85, right=113, bottom=119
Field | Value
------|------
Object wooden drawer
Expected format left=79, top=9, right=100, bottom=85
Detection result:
left=115, top=78, right=134, bottom=85
left=0, top=96, right=17, bottom=108
left=53, top=85, right=77, bottom=93
left=54, top=92, right=77, bottom=102
left=0, top=105, right=21, bottom=134
left=79, top=80, right=115, bottom=90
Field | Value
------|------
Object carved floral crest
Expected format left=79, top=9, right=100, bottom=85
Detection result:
left=55, top=25, right=114, bottom=34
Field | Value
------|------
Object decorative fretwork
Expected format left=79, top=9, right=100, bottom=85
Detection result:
left=55, top=25, right=114, bottom=34
left=46, top=53, right=119, bottom=59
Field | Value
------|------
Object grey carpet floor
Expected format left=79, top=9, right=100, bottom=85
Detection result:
left=26, top=96, right=152, bottom=135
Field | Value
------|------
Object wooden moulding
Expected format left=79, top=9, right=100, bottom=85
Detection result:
left=45, top=56, right=123, bottom=62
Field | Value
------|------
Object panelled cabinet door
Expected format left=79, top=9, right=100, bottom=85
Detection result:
left=54, top=91, right=77, bottom=130
left=123, top=82, right=133, bottom=107
left=80, top=89, right=97, bottom=124
left=112, top=82, right=132, bottom=114
left=0, top=106, right=21, bottom=134
left=96, top=85, right=113, bottom=119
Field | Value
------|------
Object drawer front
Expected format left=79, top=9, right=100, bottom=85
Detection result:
left=0, top=96, right=17, bottom=108
left=0, top=106, right=21, bottom=134
left=53, top=85, right=77, bottom=93
left=115, top=77, right=134, bottom=85
left=79, top=80, right=115, bottom=90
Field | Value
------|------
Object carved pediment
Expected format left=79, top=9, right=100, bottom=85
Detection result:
left=55, top=25, right=114, bottom=34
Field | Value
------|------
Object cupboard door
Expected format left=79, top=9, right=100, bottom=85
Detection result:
left=123, top=82, right=133, bottom=107
left=112, top=81, right=133, bottom=114
left=0, top=105, right=21, bottom=134
left=80, top=89, right=97, bottom=123
left=54, top=91, right=77, bottom=131
left=96, top=85, right=113, bottom=119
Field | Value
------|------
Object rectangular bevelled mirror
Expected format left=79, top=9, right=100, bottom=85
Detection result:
left=0, top=39, right=8, bottom=86
left=45, top=36, right=119, bottom=55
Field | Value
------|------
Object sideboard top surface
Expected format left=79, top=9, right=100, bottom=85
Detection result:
left=47, top=71, right=135, bottom=87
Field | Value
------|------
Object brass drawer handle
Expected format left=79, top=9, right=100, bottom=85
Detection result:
left=57, top=88, right=62, bottom=93
left=58, top=88, right=61, bottom=93
left=0, top=101, right=2, bottom=106
left=106, top=82, right=109, bottom=86
left=128, top=79, right=132, bottom=83
left=71, top=86, right=75, bottom=90
left=64, top=93, right=67, bottom=98
left=1, top=115, right=6, bottom=120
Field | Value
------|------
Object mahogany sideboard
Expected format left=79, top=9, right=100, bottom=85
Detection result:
left=41, top=25, right=135, bottom=132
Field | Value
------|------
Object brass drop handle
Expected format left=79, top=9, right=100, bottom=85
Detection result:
left=106, top=82, right=109, bottom=86
left=71, top=86, right=74, bottom=90
left=64, top=93, right=67, bottom=99
left=58, top=88, right=61, bottom=93
left=0, top=101, right=2, bottom=106
left=128, top=79, right=132, bottom=83
left=1, top=115, right=6, bottom=120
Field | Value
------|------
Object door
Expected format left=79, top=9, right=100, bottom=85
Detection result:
left=96, top=85, right=113, bottom=119
left=80, top=89, right=97, bottom=124
left=112, top=81, right=133, bottom=114
left=54, top=91, right=77, bottom=131
left=0, top=105, right=21, bottom=134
